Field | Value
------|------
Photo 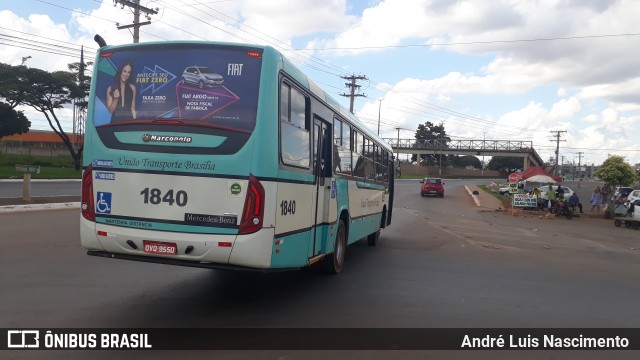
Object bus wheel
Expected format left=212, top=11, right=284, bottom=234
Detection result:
left=323, top=219, right=346, bottom=274
left=367, top=230, right=379, bottom=247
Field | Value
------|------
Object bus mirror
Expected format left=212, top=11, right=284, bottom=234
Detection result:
left=94, top=34, right=107, bottom=47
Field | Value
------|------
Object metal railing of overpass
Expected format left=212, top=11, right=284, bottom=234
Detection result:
left=382, top=138, right=544, bottom=167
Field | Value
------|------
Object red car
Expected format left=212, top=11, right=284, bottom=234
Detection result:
left=420, top=178, right=445, bottom=197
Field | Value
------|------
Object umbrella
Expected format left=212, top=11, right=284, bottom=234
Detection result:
left=525, top=174, right=558, bottom=183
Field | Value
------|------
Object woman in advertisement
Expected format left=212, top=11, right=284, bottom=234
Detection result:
left=106, top=60, right=137, bottom=122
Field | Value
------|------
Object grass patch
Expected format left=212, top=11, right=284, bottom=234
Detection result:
left=0, top=153, right=80, bottom=179
left=478, top=184, right=511, bottom=206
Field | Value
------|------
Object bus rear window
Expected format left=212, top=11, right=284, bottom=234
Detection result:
left=91, top=44, right=262, bottom=154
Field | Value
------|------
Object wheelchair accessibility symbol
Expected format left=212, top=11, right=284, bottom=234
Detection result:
left=96, top=192, right=112, bottom=214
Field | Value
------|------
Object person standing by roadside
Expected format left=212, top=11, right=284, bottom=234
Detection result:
left=547, top=185, right=557, bottom=211
left=590, top=188, right=603, bottom=212
left=601, top=185, right=610, bottom=205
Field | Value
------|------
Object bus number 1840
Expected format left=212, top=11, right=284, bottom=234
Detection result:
left=280, top=200, right=296, bottom=216
left=140, top=188, right=188, bottom=207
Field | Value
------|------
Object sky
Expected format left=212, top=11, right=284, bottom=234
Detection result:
left=1, top=0, right=640, bottom=167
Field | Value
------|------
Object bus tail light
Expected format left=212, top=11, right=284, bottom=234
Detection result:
left=81, top=165, right=95, bottom=221
left=238, top=174, right=265, bottom=235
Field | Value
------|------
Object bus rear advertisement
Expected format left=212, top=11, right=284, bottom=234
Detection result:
left=80, top=39, right=394, bottom=274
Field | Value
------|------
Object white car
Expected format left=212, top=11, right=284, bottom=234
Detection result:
left=539, top=185, right=574, bottom=200
left=627, top=189, right=640, bottom=204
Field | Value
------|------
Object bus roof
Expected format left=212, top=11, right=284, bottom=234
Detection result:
left=277, top=50, right=392, bottom=153
left=94, top=39, right=392, bottom=153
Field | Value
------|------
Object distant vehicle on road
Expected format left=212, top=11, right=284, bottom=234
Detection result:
left=540, top=185, right=574, bottom=201
left=420, top=178, right=445, bottom=197
left=625, top=189, right=640, bottom=204
left=613, top=187, right=634, bottom=201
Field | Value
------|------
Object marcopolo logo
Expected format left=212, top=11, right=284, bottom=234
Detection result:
left=142, top=134, right=192, bottom=143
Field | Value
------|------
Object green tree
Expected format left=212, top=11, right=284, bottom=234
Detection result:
left=0, top=102, right=30, bottom=139
left=487, top=156, right=522, bottom=173
left=594, top=155, right=636, bottom=215
left=412, top=121, right=449, bottom=166
left=23, top=68, right=84, bottom=169
left=452, top=155, right=482, bottom=169
left=1, top=62, right=90, bottom=170
left=0, top=64, right=32, bottom=109
left=594, top=156, right=636, bottom=188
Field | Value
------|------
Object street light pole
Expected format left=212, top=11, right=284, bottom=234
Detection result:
left=395, top=127, right=401, bottom=177
left=438, top=122, right=444, bottom=176
left=377, top=98, right=383, bottom=136
left=481, top=131, right=486, bottom=176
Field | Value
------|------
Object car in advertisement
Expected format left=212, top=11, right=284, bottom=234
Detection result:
left=181, top=66, right=224, bottom=89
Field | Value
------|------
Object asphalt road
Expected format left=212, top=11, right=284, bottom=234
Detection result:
left=0, top=179, right=80, bottom=198
left=1, top=179, right=638, bottom=359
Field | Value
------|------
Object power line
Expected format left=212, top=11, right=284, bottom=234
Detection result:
left=302, top=32, right=640, bottom=51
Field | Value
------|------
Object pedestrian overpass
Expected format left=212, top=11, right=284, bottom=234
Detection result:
left=382, top=138, right=545, bottom=169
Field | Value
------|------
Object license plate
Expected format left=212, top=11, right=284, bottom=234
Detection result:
left=143, top=240, right=177, bottom=255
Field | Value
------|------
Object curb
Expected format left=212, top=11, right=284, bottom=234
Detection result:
left=0, top=202, right=80, bottom=213
left=464, top=185, right=481, bottom=207
left=0, top=179, right=81, bottom=183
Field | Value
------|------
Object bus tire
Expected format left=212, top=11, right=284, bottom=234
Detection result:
left=323, top=219, right=346, bottom=274
left=367, top=230, right=379, bottom=247
left=380, top=207, right=387, bottom=229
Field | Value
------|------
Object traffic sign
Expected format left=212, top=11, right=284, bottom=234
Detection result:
left=508, top=172, right=520, bottom=183
left=15, top=164, right=40, bottom=174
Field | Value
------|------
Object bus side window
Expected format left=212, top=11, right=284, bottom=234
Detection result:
left=339, top=122, right=351, bottom=175
left=280, top=83, right=310, bottom=168
left=352, top=131, right=364, bottom=178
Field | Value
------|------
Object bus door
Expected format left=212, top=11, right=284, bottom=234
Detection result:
left=311, top=116, right=334, bottom=256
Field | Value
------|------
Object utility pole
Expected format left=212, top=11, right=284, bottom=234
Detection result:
left=114, top=0, right=158, bottom=43
left=549, top=130, right=567, bottom=177
left=395, top=127, right=401, bottom=177
left=576, top=151, right=584, bottom=187
left=481, top=131, right=486, bottom=177
left=340, top=74, right=367, bottom=113
left=73, top=46, right=87, bottom=153
left=377, top=98, right=383, bottom=136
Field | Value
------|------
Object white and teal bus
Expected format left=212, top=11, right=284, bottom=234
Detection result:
left=80, top=38, right=394, bottom=273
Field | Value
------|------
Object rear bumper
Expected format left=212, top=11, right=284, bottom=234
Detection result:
left=80, top=217, right=278, bottom=270
left=86, top=250, right=298, bottom=272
